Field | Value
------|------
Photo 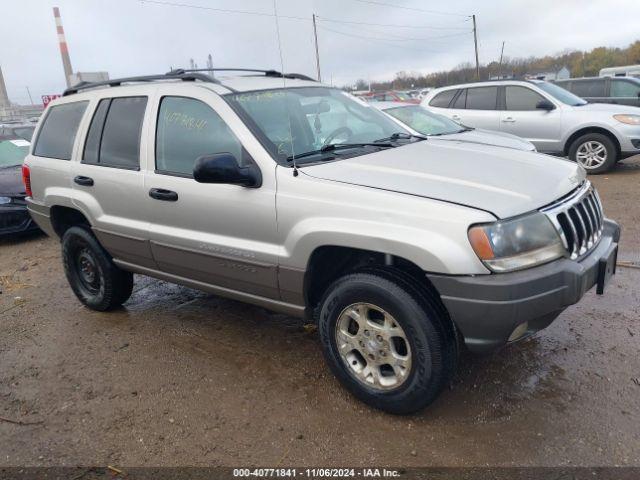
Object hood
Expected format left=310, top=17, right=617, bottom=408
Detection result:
left=0, top=165, right=26, bottom=197
left=433, top=128, right=535, bottom=151
left=302, top=140, right=585, bottom=219
left=573, top=102, right=640, bottom=114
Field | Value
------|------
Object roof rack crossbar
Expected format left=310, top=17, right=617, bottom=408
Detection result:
left=168, top=68, right=316, bottom=82
left=63, top=71, right=221, bottom=96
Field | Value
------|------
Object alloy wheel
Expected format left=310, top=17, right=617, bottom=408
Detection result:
left=576, top=141, right=608, bottom=169
left=335, top=302, right=412, bottom=391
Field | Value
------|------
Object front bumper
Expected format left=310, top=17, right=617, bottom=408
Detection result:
left=428, top=219, right=620, bottom=354
left=0, top=202, right=39, bottom=236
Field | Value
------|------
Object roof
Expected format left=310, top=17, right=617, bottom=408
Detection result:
left=429, top=78, right=544, bottom=92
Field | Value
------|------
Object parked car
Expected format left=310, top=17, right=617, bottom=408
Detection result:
left=370, top=90, right=420, bottom=104
left=372, top=101, right=536, bottom=151
left=0, top=135, right=39, bottom=236
left=554, top=76, right=640, bottom=107
left=423, top=79, right=640, bottom=173
left=24, top=70, right=619, bottom=414
left=599, top=64, right=640, bottom=78
left=0, top=124, right=35, bottom=142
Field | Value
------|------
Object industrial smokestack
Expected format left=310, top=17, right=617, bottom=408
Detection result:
left=53, top=7, right=73, bottom=87
left=0, top=65, right=9, bottom=109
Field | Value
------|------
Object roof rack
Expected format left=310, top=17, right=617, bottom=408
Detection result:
left=168, top=68, right=317, bottom=82
left=63, top=71, right=219, bottom=96
left=63, top=68, right=317, bottom=97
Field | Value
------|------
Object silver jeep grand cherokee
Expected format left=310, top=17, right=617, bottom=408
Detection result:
left=23, top=69, right=619, bottom=414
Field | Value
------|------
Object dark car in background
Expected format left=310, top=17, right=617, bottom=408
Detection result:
left=368, top=90, right=421, bottom=104
left=0, top=130, right=39, bottom=236
left=554, top=76, right=640, bottom=107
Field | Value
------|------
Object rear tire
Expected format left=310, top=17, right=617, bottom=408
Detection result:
left=62, top=226, right=133, bottom=311
left=568, top=133, right=617, bottom=174
left=318, top=271, right=456, bottom=414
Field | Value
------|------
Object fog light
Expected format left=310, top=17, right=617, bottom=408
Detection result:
left=508, top=322, right=529, bottom=342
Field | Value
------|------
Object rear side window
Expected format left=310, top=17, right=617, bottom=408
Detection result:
left=82, top=96, right=147, bottom=169
left=505, top=86, right=546, bottom=111
left=155, top=96, right=244, bottom=176
left=611, top=80, right=640, bottom=97
left=465, top=87, right=498, bottom=110
left=571, top=80, right=605, bottom=97
left=452, top=89, right=467, bottom=109
left=33, top=101, right=88, bottom=160
left=429, top=90, right=457, bottom=108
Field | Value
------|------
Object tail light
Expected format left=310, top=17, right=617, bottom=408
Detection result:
left=21, top=164, right=32, bottom=197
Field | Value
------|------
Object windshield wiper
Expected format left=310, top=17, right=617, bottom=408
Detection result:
left=286, top=142, right=394, bottom=161
left=374, top=132, right=427, bottom=143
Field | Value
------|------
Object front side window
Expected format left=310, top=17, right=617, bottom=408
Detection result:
left=226, top=87, right=403, bottom=164
left=156, top=96, right=244, bottom=175
left=385, top=105, right=464, bottom=136
left=611, top=80, right=640, bottom=97
left=33, top=101, right=88, bottom=160
left=505, top=86, right=546, bottom=111
left=429, top=89, right=457, bottom=108
left=465, top=87, right=498, bottom=110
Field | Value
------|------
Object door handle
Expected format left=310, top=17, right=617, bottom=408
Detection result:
left=149, top=188, right=178, bottom=202
left=451, top=115, right=461, bottom=120
left=502, top=117, right=516, bottom=123
left=74, top=175, right=94, bottom=186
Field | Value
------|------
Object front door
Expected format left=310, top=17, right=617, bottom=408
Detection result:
left=500, top=85, right=562, bottom=153
left=144, top=87, right=279, bottom=300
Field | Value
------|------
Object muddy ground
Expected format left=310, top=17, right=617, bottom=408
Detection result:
left=1, top=157, right=639, bottom=468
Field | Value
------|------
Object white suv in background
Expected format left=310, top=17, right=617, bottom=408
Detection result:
left=423, top=79, right=640, bottom=173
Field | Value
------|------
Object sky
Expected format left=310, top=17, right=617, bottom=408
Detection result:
left=1, top=0, right=639, bottom=104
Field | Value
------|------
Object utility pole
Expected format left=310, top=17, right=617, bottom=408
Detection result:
left=498, top=41, right=505, bottom=78
left=472, top=15, right=480, bottom=80
left=312, top=14, right=321, bottom=82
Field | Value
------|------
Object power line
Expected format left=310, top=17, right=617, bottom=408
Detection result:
left=139, top=0, right=309, bottom=20
left=353, top=0, right=471, bottom=18
left=317, top=25, right=463, bottom=53
left=316, top=16, right=471, bottom=31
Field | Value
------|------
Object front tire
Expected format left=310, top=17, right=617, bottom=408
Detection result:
left=568, top=133, right=617, bottom=174
left=318, top=271, right=456, bottom=414
left=62, top=226, right=134, bottom=311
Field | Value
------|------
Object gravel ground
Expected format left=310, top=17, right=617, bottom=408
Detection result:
left=0, top=156, right=639, bottom=468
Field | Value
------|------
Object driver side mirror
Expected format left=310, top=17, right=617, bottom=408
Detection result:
left=536, top=99, right=556, bottom=111
left=193, top=153, right=262, bottom=188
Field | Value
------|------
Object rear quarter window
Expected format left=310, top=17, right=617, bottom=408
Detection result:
left=429, top=90, right=458, bottom=108
left=33, top=101, right=88, bottom=160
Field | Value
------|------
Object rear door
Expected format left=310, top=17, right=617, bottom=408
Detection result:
left=501, top=85, right=562, bottom=152
left=72, top=92, right=155, bottom=268
left=144, top=86, right=279, bottom=299
left=449, top=86, right=500, bottom=131
left=610, top=79, right=640, bottom=107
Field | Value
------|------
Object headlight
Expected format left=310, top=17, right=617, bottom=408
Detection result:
left=468, top=212, right=565, bottom=272
left=0, top=196, right=12, bottom=205
left=613, top=114, right=640, bottom=125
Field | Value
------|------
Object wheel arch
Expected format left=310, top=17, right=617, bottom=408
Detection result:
left=563, top=126, right=621, bottom=157
left=50, top=205, right=92, bottom=238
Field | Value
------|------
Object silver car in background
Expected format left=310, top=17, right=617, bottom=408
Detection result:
left=372, top=101, right=536, bottom=151
left=423, top=79, right=640, bottom=173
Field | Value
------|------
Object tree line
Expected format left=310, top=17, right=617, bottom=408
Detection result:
left=351, top=40, right=640, bottom=91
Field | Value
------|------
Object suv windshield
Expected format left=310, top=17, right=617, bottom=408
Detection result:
left=536, top=82, right=587, bottom=106
left=384, top=105, right=465, bottom=136
left=0, top=138, right=30, bottom=168
left=226, top=87, right=406, bottom=164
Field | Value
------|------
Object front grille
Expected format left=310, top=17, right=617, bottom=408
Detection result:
left=541, top=182, right=604, bottom=260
